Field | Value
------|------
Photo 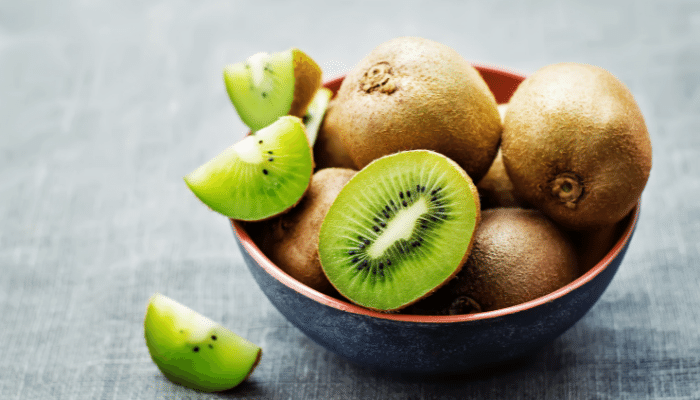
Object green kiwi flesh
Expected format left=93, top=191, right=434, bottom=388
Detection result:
left=318, top=150, right=480, bottom=311
left=224, top=48, right=321, bottom=132
left=302, top=87, right=333, bottom=147
left=144, top=293, right=262, bottom=392
left=184, top=116, right=313, bottom=221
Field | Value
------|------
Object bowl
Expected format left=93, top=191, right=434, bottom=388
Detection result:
left=231, top=65, right=640, bottom=375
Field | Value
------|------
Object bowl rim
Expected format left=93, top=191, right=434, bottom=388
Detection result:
left=232, top=203, right=639, bottom=324
left=231, top=63, right=638, bottom=324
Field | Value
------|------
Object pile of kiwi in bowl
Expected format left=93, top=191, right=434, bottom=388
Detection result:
left=186, top=37, right=650, bottom=374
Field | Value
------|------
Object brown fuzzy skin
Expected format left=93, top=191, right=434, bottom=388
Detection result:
left=322, top=37, right=502, bottom=182
left=313, top=99, right=358, bottom=170
left=288, top=49, right=322, bottom=118
left=449, top=208, right=578, bottom=312
left=501, top=62, right=652, bottom=230
left=261, top=168, right=356, bottom=295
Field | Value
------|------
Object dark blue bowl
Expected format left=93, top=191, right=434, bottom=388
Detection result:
left=231, top=66, right=640, bottom=374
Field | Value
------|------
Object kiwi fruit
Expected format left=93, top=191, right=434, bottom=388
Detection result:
left=260, top=168, right=356, bottom=295
left=322, top=36, right=502, bottom=182
left=144, top=293, right=262, bottom=392
left=407, top=208, right=578, bottom=315
left=184, top=116, right=313, bottom=221
left=318, top=150, right=481, bottom=312
left=224, top=48, right=321, bottom=132
left=302, top=87, right=333, bottom=147
left=501, top=62, right=652, bottom=230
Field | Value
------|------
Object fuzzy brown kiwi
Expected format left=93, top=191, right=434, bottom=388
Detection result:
left=259, top=168, right=356, bottom=295
left=322, top=36, right=502, bottom=182
left=501, top=62, right=652, bottom=230
left=405, top=208, right=578, bottom=315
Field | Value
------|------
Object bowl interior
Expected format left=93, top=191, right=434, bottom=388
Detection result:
left=232, top=63, right=639, bottom=323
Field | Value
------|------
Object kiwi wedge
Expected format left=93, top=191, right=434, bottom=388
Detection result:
left=144, top=293, right=262, bottom=392
left=302, top=87, right=333, bottom=147
left=318, top=150, right=481, bottom=312
left=184, top=116, right=313, bottom=221
left=224, top=48, right=321, bottom=132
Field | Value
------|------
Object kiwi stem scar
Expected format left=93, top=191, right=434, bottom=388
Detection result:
left=550, top=172, right=583, bottom=209
left=368, top=197, right=429, bottom=258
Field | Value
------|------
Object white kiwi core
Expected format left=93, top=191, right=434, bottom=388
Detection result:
left=233, top=135, right=264, bottom=164
left=367, top=197, right=429, bottom=258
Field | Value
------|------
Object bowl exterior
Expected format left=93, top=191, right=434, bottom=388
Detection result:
left=235, top=222, right=633, bottom=374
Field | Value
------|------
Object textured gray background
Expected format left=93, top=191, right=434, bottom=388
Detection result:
left=1, top=1, right=699, bottom=399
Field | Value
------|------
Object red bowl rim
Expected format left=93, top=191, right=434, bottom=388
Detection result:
left=230, top=63, right=639, bottom=324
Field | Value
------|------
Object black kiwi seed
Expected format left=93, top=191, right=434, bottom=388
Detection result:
left=402, top=200, right=408, bottom=207
left=406, top=190, right=411, bottom=198
left=380, top=222, right=386, bottom=227
left=268, top=157, right=274, bottom=162
left=348, top=250, right=356, bottom=255
left=268, top=151, right=273, bottom=154
left=193, top=346, right=200, bottom=352
left=208, top=344, right=214, bottom=349
left=262, top=169, right=269, bottom=175
left=258, top=140, right=263, bottom=144
left=373, top=225, right=380, bottom=232
left=399, top=192, right=404, bottom=199
left=211, top=335, right=217, bottom=340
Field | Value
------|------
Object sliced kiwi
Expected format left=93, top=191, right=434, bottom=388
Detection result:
left=302, top=87, right=333, bottom=146
left=184, top=116, right=313, bottom=221
left=144, top=293, right=262, bottom=392
left=318, top=150, right=481, bottom=312
left=223, top=48, right=321, bottom=132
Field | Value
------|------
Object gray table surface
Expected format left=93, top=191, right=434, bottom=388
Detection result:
left=2, top=1, right=699, bottom=399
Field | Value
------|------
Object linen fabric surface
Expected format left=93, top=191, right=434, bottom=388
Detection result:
left=1, top=1, right=699, bottom=399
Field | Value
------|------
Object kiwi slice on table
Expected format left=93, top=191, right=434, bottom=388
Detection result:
left=318, top=150, right=481, bottom=312
left=144, top=293, right=262, bottom=392
left=224, top=48, right=322, bottom=132
left=302, top=87, right=332, bottom=146
left=184, top=116, right=313, bottom=221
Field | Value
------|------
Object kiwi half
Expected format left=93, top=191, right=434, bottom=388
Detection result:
left=184, top=116, right=313, bottom=221
left=318, top=150, right=480, bottom=312
left=224, top=48, right=321, bottom=132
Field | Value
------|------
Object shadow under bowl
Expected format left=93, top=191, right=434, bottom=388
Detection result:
left=231, top=64, right=640, bottom=375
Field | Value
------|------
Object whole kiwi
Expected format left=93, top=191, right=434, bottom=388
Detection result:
left=322, top=36, right=502, bottom=182
left=501, top=62, right=652, bottom=230
left=406, top=208, right=578, bottom=315
left=259, top=168, right=356, bottom=295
